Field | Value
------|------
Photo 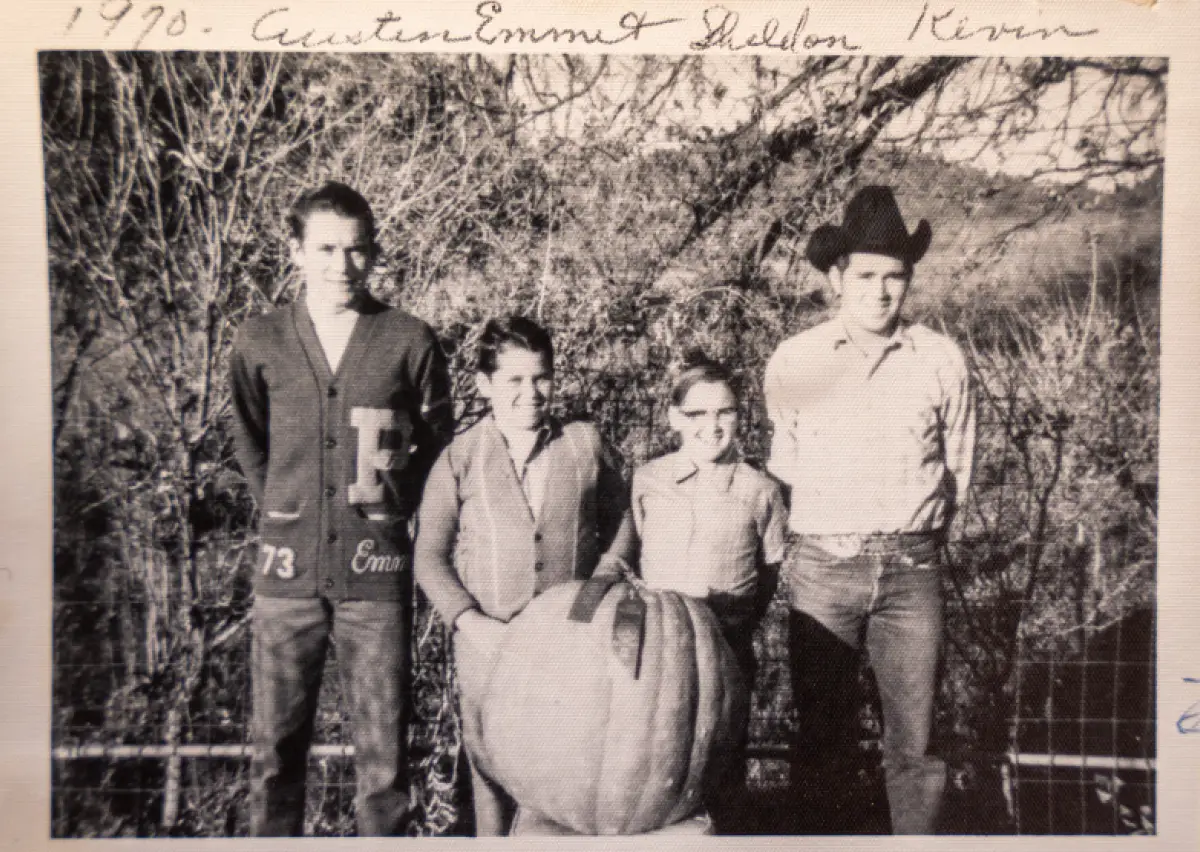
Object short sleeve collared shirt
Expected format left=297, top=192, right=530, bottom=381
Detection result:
left=763, top=318, right=976, bottom=536
left=630, top=452, right=788, bottom=599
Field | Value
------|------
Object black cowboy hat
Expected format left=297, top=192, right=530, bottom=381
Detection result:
left=805, top=185, right=932, bottom=273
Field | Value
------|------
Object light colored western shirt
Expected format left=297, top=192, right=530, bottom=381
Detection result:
left=612, top=452, right=788, bottom=600
left=763, top=318, right=976, bottom=536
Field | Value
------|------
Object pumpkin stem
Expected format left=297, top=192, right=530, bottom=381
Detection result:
left=609, top=555, right=649, bottom=593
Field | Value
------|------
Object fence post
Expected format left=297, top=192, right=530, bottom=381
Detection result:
left=161, top=710, right=182, bottom=827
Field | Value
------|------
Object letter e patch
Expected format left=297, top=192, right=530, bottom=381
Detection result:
left=348, top=407, right=412, bottom=505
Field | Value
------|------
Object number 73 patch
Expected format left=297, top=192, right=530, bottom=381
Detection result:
left=260, top=543, right=297, bottom=579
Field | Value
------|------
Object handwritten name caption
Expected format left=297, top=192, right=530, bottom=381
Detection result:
left=251, top=3, right=681, bottom=49
left=61, top=0, right=1101, bottom=52
left=691, top=6, right=860, bottom=53
left=908, top=3, right=1099, bottom=43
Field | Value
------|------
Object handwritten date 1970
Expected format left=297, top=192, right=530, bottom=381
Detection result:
left=65, top=1, right=195, bottom=49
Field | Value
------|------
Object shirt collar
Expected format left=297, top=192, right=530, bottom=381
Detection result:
left=484, top=411, right=563, bottom=452
left=831, top=317, right=911, bottom=373
left=831, top=317, right=910, bottom=349
left=672, top=451, right=739, bottom=492
left=297, top=290, right=387, bottom=316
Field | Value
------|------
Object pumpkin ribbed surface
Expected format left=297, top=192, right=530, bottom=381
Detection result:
left=475, top=579, right=746, bottom=835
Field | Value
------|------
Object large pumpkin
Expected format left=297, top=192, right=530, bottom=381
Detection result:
left=474, top=575, right=747, bottom=835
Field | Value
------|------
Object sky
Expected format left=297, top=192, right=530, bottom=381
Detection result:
left=511, top=56, right=1164, bottom=190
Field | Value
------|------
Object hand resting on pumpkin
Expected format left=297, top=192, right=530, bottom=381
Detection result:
left=454, top=608, right=510, bottom=659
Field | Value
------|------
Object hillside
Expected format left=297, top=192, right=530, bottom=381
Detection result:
left=758, top=152, right=1162, bottom=325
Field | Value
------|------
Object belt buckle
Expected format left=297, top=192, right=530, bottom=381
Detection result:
left=823, top=533, right=865, bottom=558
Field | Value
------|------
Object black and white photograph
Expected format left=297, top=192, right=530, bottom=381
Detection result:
left=36, top=44, right=1166, bottom=840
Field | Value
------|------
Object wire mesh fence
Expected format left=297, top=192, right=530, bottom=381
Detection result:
left=50, top=311, right=1158, bottom=835
left=1006, top=605, right=1155, bottom=835
left=50, top=583, right=1156, bottom=836
left=50, top=301, right=1158, bottom=835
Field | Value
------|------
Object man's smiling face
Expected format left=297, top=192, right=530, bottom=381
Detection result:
left=291, top=210, right=374, bottom=310
left=830, top=252, right=912, bottom=338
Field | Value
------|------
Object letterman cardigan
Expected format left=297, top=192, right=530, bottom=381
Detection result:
left=229, top=296, right=453, bottom=601
left=414, top=414, right=628, bottom=626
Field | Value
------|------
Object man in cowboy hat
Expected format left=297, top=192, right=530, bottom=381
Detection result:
left=764, top=185, right=976, bottom=834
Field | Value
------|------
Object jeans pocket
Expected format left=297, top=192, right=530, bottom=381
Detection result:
left=893, top=537, right=941, bottom=568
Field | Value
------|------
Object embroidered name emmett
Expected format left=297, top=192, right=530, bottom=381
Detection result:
left=352, top=539, right=405, bottom=574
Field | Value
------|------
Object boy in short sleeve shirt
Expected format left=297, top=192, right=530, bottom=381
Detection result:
left=623, top=449, right=787, bottom=675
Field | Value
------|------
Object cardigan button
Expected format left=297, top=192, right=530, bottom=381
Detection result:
left=327, top=531, right=338, bottom=544
left=324, top=437, right=337, bottom=449
left=534, top=560, right=545, bottom=572
left=324, top=578, right=335, bottom=590
left=323, top=485, right=336, bottom=498
left=533, top=532, right=542, bottom=543
left=327, top=386, right=338, bottom=398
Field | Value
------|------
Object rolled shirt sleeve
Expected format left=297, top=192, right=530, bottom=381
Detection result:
left=940, top=346, right=978, bottom=521
left=758, top=481, right=790, bottom=566
left=763, top=347, right=794, bottom=484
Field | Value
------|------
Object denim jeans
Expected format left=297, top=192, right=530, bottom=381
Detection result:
left=248, top=595, right=411, bottom=836
left=786, top=535, right=945, bottom=835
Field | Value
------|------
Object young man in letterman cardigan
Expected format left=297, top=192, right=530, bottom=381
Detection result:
left=229, top=182, right=453, bottom=836
left=414, top=316, right=628, bottom=836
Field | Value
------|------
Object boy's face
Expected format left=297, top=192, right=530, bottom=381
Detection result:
left=477, top=346, right=554, bottom=434
left=669, top=380, right=738, bottom=465
left=291, top=210, right=374, bottom=309
left=830, top=252, right=911, bottom=338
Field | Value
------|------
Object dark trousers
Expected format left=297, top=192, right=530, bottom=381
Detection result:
left=704, top=593, right=758, bottom=831
left=248, top=595, right=411, bottom=836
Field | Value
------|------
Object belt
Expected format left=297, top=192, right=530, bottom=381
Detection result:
left=795, top=530, right=943, bottom=558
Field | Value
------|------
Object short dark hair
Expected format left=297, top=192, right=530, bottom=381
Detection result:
left=286, top=181, right=378, bottom=248
left=834, top=252, right=913, bottom=277
left=476, top=316, right=554, bottom=376
left=669, top=352, right=735, bottom=407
